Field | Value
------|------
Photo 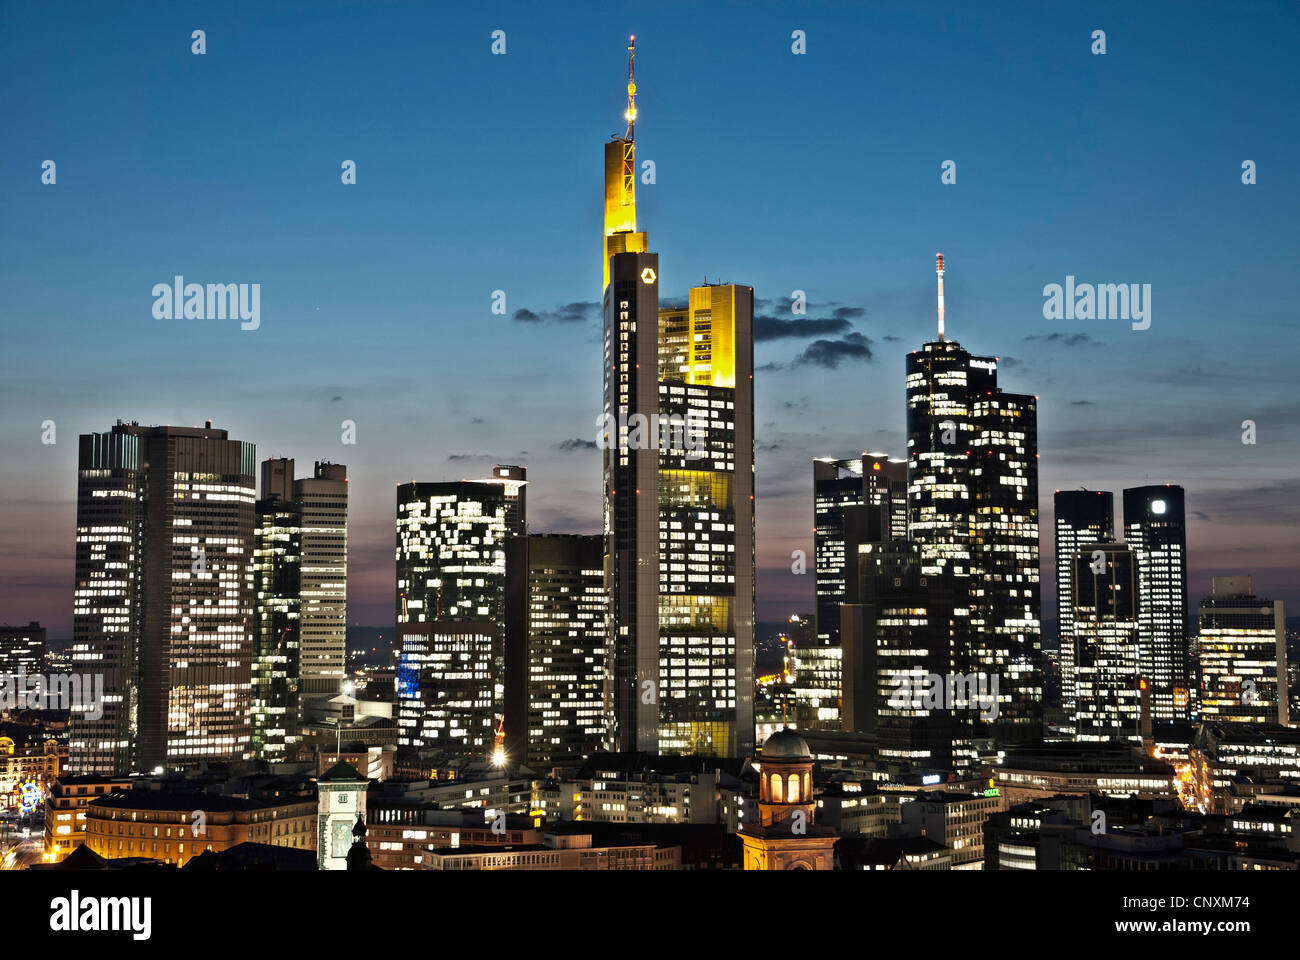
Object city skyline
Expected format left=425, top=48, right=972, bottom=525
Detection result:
left=3, top=2, right=1299, bottom=640
left=3, top=4, right=1300, bottom=917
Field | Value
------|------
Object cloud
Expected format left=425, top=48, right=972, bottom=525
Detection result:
left=753, top=315, right=853, bottom=342
left=999, top=356, right=1023, bottom=368
left=791, top=332, right=874, bottom=368
left=759, top=332, right=875, bottom=371
left=331, top=395, right=343, bottom=402
left=446, top=453, right=493, bottom=462
left=832, top=306, right=866, bottom=320
left=513, top=301, right=600, bottom=324
left=557, top=438, right=597, bottom=452
left=1193, top=511, right=1210, bottom=522
left=1068, top=400, right=1094, bottom=406
left=1025, top=332, right=1098, bottom=346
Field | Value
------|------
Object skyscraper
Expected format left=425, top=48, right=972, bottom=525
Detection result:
left=252, top=458, right=348, bottom=761
left=655, top=285, right=755, bottom=757
left=905, top=255, right=1043, bottom=754
left=602, top=39, right=755, bottom=758
left=0, top=622, right=45, bottom=676
left=1053, top=489, right=1115, bottom=724
left=504, top=534, right=607, bottom=766
left=395, top=481, right=507, bottom=757
left=1197, top=576, right=1288, bottom=726
left=481, top=464, right=527, bottom=537
left=70, top=421, right=256, bottom=776
left=1123, top=485, right=1189, bottom=723
left=841, top=540, right=961, bottom=770
left=1071, top=543, right=1140, bottom=743
left=808, top=454, right=906, bottom=729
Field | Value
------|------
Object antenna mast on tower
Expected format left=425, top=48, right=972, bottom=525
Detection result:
left=936, top=253, right=946, bottom=341
left=625, top=35, right=637, bottom=140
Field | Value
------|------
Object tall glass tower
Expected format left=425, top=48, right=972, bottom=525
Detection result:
left=602, top=38, right=754, bottom=757
left=1123, top=485, right=1189, bottom=723
left=905, top=255, right=1043, bottom=758
left=1053, top=489, right=1115, bottom=726
left=70, top=421, right=256, bottom=775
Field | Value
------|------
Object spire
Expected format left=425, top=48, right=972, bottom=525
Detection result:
left=625, top=35, right=637, bottom=140
left=935, top=252, right=946, bottom=341
left=602, top=35, right=648, bottom=290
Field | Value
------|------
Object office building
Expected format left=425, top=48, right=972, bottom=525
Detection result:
left=1053, top=489, right=1114, bottom=719
left=807, top=455, right=906, bottom=729
left=481, top=464, right=527, bottom=537
left=252, top=458, right=349, bottom=761
left=504, top=534, right=607, bottom=766
left=70, top=421, right=256, bottom=776
left=905, top=255, right=1042, bottom=751
left=1197, top=576, right=1288, bottom=726
left=1071, top=543, right=1141, bottom=743
left=395, top=481, right=507, bottom=759
left=1123, top=485, right=1190, bottom=723
left=841, top=541, right=963, bottom=771
left=602, top=39, right=754, bottom=758
left=0, top=622, right=45, bottom=677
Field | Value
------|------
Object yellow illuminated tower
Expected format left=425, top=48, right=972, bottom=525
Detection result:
left=602, top=38, right=755, bottom=759
left=603, top=36, right=647, bottom=291
left=656, top=285, right=755, bottom=757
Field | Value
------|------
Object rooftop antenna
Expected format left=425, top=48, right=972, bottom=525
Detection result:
left=936, top=253, right=946, bottom=341
left=624, top=35, right=637, bottom=141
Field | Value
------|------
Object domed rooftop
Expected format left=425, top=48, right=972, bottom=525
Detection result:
left=761, top=727, right=812, bottom=760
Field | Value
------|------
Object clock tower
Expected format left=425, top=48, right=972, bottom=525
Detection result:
left=317, top=760, right=367, bottom=870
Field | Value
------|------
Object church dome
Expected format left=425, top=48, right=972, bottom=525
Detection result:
left=761, top=727, right=812, bottom=760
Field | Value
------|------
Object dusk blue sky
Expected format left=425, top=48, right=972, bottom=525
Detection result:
left=2, top=1, right=1297, bottom=635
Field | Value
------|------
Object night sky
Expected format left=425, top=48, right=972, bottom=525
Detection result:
left=2, top=1, right=1297, bottom=635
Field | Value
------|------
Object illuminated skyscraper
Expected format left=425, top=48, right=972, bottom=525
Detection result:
left=1123, top=485, right=1189, bottom=723
left=504, top=534, right=607, bottom=766
left=395, top=481, right=507, bottom=757
left=655, top=285, right=755, bottom=757
left=808, top=454, right=906, bottom=729
left=841, top=540, right=961, bottom=769
left=1071, top=543, right=1140, bottom=743
left=1197, top=576, right=1288, bottom=726
left=1053, top=489, right=1115, bottom=725
left=481, top=464, right=527, bottom=537
left=905, top=255, right=1042, bottom=757
left=0, top=622, right=45, bottom=675
left=70, top=421, right=256, bottom=776
left=602, top=39, right=754, bottom=757
left=252, top=458, right=348, bottom=761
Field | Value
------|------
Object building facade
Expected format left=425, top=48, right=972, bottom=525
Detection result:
left=1072, top=544, right=1141, bottom=743
left=1123, top=485, right=1190, bottom=723
left=504, top=534, right=607, bottom=767
left=70, top=421, right=256, bottom=776
left=1053, top=489, right=1115, bottom=721
left=252, top=458, right=349, bottom=761
left=601, top=41, right=754, bottom=759
left=1198, top=576, right=1288, bottom=726
left=809, top=455, right=906, bottom=730
left=396, top=481, right=507, bottom=759
left=904, top=257, right=1043, bottom=756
